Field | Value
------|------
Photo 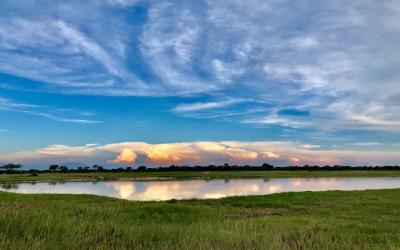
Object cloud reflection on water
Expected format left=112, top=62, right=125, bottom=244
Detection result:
left=2, top=177, right=400, bottom=201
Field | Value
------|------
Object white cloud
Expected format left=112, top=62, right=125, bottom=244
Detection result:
left=350, top=142, right=381, bottom=147
left=301, top=144, right=321, bottom=149
left=54, top=21, right=123, bottom=79
left=212, top=59, right=245, bottom=83
left=107, top=0, right=142, bottom=6
left=0, top=97, right=101, bottom=124
left=243, top=115, right=311, bottom=129
left=172, top=99, right=245, bottom=113
left=289, top=36, right=320, bottom=49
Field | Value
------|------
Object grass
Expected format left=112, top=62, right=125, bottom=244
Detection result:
left=2, top=170, right=400, bottom=183
left=1, top=189, right=400, bottom=249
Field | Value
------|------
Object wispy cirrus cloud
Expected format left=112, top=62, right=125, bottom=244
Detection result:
left=172, top=98, right=251, bottom=113
left=140, top=0, right=400, bottom=132
left=350, top=142, right=381, bottom=147
left=1, top=0, right=400, bottom=134
left=0, top=97, right=101, bottom=124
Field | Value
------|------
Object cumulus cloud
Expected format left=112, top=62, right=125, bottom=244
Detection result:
left=1, top=141, right=400, bottom=169
left=110, top=148, right=137, bottom=164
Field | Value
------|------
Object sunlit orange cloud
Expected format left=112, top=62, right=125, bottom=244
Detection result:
left=110, top=148, right=137, bottom=164
left=143, top=143, right=201, bottom=164
left=147, top=148, right=183, bottom=164
left=260, top=151, right=280, bottom=159
left=143, top=142, right=262, bottom=164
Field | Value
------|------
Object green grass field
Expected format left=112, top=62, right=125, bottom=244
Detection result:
left=2, top=170, right=400, bottom=183
left=1, top=189, right=400, bottom=249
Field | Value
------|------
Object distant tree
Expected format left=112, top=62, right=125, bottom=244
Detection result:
left=59, top=166, right=69, bottom=172
left=49, top=165, right=59, bottom=171
left=137, top=166, right=147, bottom=171
left=126, top=167, right=132, bottom=171
left=261, top=163, right=274, bottom=170
left=0, top=163, right=22, bottom=173
left=92, top=165, right=104, bottom=172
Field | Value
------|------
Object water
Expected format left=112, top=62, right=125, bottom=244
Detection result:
left=1, top=177, right=400, bottom=201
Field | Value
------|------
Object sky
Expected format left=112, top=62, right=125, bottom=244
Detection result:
left=0, top=0, right=400, bottom=169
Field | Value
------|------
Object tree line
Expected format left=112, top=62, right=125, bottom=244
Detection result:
left=1, top=162, right=400, bottom=174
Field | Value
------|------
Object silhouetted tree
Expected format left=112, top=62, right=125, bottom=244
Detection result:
left=261, top=163, right=274, bottom=170
left=137, top=166, right=147, bottom=171
left=1, top=163, right=22, bottom=173
left=49, top=165, right=59, bottom=171
left=92, top=165, right=104, bottom=172
left=59, top=166, right=69, bottom=172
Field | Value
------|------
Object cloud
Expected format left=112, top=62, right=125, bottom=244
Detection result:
left=0, top=4, right=151, bottom=96
left=141, top=0, right=400, bottom=132
left=301, top=144, right=321, bottom=149
left=350, top=142, right=381, bottom=147
left=107, top=0, right=142, bottom=7
left=1, top=140, right=400, bottom=169
left=172, top=99, right=246, bottom=113
left=54, top=21, right=124, bottom=79
left=110, top=148, right=137, bottom=164
left=0, top=97, right=101, bottom=124
left=289, top=36, right=320, bottom=49
left=1, top=0, right=400, bottom=133
left=243, top=115, right=311, bottom=129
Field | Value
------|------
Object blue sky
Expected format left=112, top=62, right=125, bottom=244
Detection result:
left=0, top=0, right=400, bottom=168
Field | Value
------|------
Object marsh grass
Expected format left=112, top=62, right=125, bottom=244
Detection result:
left=1, top=189, right=400, bottom=249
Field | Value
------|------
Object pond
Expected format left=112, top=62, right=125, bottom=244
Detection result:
left=1, top=177, right=400, bottom=201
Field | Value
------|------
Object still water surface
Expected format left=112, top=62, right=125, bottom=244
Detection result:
left=1, top=177, right=400, bottom=201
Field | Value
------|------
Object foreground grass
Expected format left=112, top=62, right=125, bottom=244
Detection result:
left=2, top=170, right=400, bottom=183
left=1, top=189, right=400, bottom=249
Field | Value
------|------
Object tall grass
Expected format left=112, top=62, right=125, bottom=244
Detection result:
left=1, top=189, right=400, bottom=249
